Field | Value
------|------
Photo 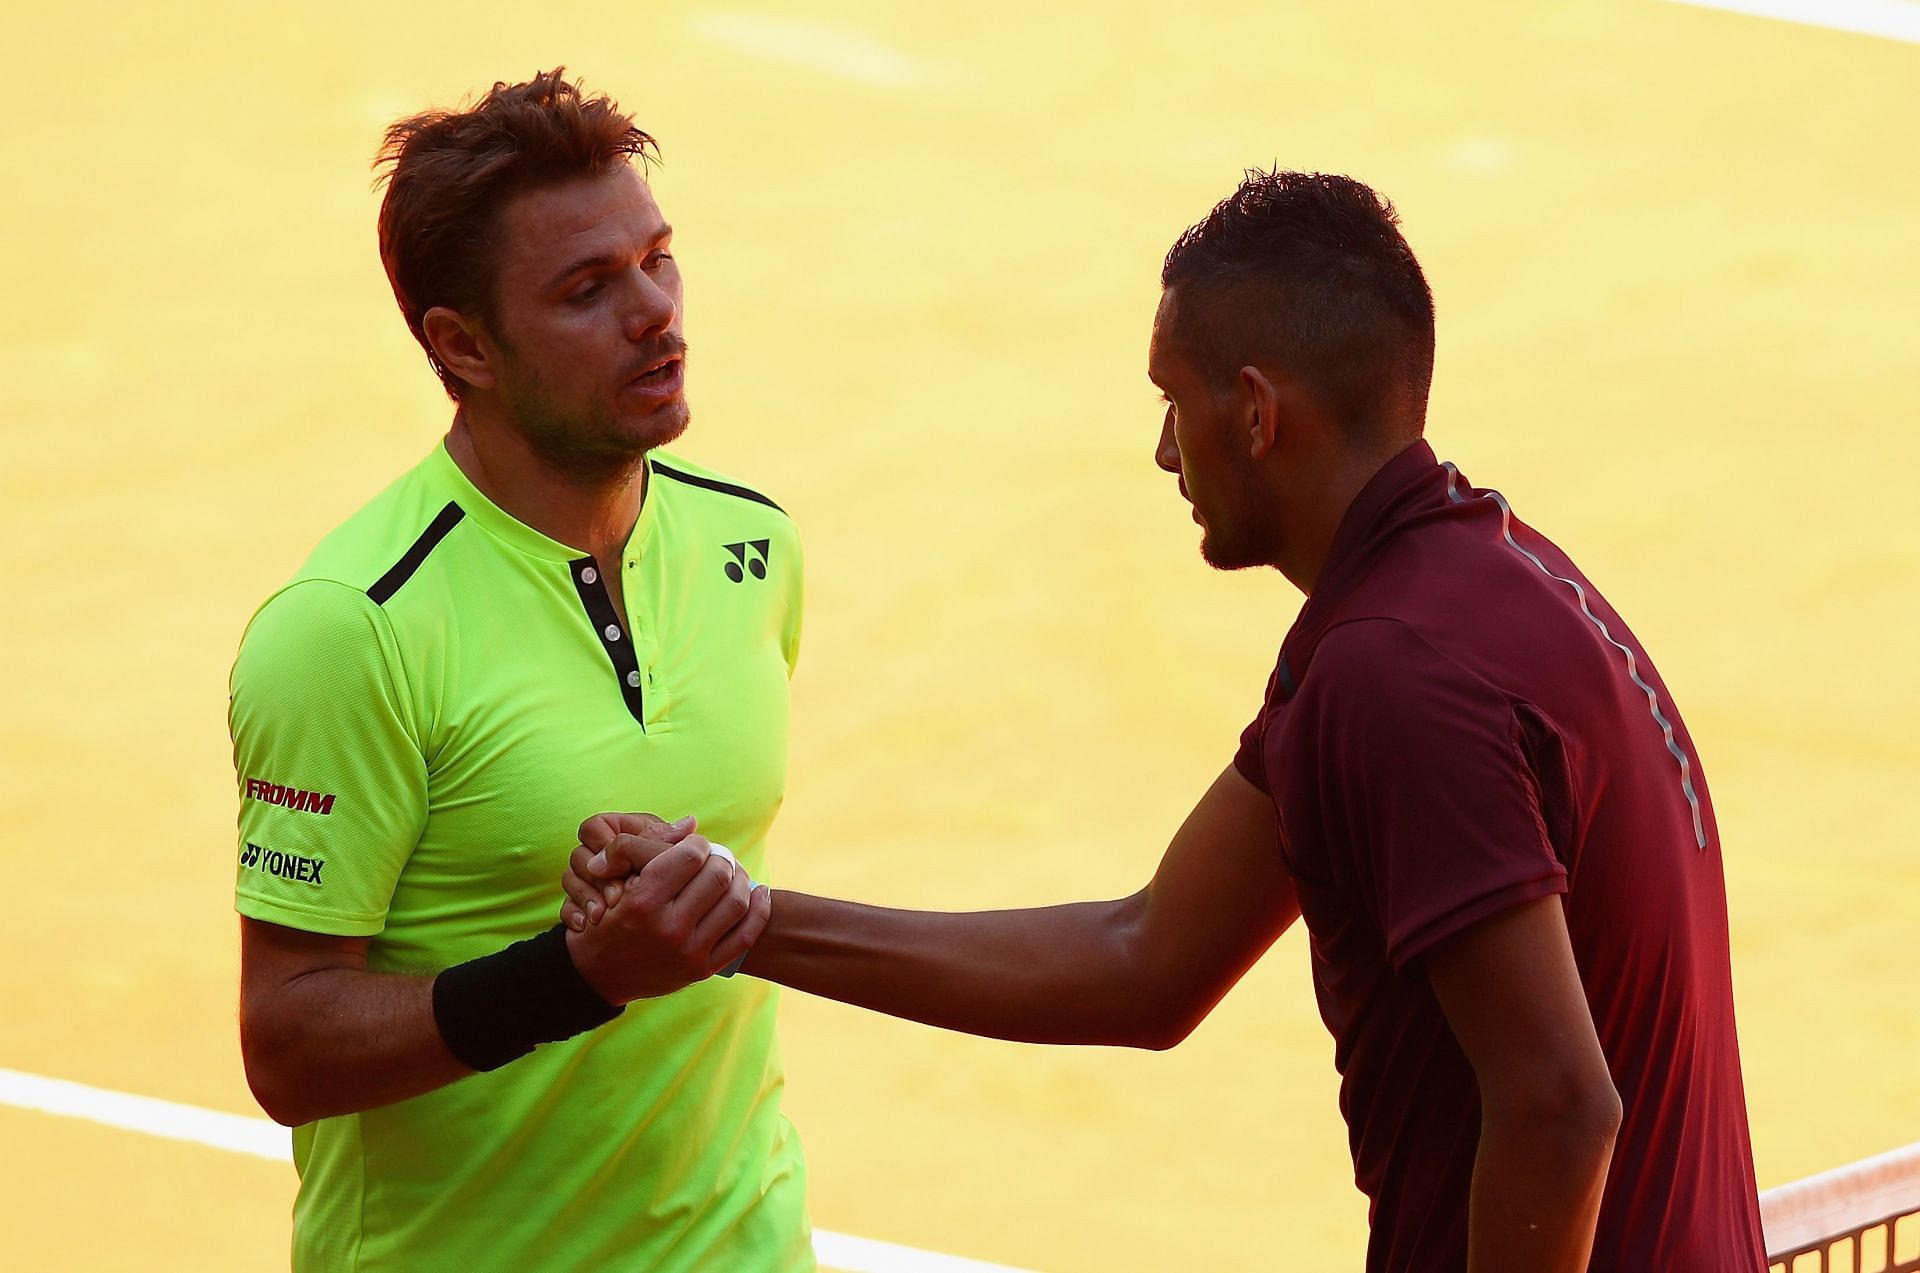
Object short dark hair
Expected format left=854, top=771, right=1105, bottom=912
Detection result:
left=373, top=68, right=657, bottom=399
left=1161, top=169, right=1435, bottom=434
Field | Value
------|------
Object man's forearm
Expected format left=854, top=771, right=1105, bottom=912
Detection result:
left=243, top=969, right=470, bottom=1126
left=1466, top=1101, right=1620, bottom=1272
left=741, top=890, right=1176, bottom=1047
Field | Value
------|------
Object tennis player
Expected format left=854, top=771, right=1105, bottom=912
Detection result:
left=567, top=172, right=1770, bottom=1271
left=232, top=71, right=812, bottom=1270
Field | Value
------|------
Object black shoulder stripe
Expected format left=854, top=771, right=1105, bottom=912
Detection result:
left=651, top=461, right=786, bottom=514
left=368, top=502, right=465, bottom=605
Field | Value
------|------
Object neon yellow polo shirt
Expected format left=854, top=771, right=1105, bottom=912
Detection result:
left=229, top=441, right=812, bottom=1272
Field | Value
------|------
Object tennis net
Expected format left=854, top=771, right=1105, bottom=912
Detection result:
left=1763, top=1140, right=1920, bottom=1272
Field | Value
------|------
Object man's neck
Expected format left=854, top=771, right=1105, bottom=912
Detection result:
left=446, top=407, right=646, bottom=559
left=1284, top=441, right=1412, bottom=596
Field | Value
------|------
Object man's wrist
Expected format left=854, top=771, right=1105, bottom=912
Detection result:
left=432, top=924, right=623, bottom=1072
left=728, top=886, right=779, bottom=979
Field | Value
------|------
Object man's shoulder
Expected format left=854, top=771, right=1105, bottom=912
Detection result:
left=647, top=451, right=801, bottom=597
left=286, top=447, right=464, bottom=596
left=233, top=576, right=396, bottom=691
left=236, top=448, right=463, bottom=667
left=1303, top=616, right=1500, bottom=713
left=1312, top=616, right=1435, bottom=676
left=649, top=450, right=792, bottom=523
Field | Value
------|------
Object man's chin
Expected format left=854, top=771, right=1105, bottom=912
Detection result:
left=1199, top=530, right=1265, bottom=572
left=629, top=400, right=690, bottom=453
left=614, top=401, right=691, bottom=460
left=515, top=403, right=690, bottom=482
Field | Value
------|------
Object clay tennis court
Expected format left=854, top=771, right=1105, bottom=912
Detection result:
left=3, top=2, right=1916, bottom=1268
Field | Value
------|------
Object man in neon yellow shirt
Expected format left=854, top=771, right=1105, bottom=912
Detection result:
left=231, top=69, right=813, bottom=1270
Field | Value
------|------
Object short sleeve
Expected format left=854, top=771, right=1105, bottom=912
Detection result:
left=1232, top=656, right=1287, bottom=794
left=1232, top=710, right=1270, bottom=793
left=1312, top=620, right=1566, bottom=970
left=778, top=523, right=804, bottom=678
left=229, top=579, right=428, bottom=936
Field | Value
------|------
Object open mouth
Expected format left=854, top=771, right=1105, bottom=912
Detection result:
left=629, top=358, right=680, bottom=386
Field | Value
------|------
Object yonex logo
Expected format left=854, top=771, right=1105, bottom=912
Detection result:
left=245, top=778, right=337, bottom=816
left=239, top=842, right=326, bottom=886
left=723, top=539, right=770, bottom=583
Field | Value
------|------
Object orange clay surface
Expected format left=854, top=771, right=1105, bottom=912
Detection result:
left=1, top=2, right=1915, bottom=1268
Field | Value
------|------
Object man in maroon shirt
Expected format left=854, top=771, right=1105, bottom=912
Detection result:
left=561, top=170, right=1769, bottom=1272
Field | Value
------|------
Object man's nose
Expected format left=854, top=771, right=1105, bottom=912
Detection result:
left=1155, top=417, right=1181, bottom=475
left=623, top=275, right=676, bottom=339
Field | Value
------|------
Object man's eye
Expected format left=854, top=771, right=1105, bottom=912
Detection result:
left=569, top=283, right=603, bottom=304
left=644, top=252, right=673, bottom=272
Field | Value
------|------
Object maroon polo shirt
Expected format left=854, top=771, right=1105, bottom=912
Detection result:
left=1234, top=440, right=1765, bottom=1272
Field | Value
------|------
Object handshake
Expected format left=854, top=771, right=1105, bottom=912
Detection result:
left=558, top=812, right=769, bottom=1006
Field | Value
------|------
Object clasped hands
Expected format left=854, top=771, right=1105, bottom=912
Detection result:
left=559, top=812, right=769, bottom=1005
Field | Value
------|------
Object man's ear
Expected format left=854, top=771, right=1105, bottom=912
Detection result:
left=1239, top=364, right=1283, bottom=460
left=422, top=306, right=499, bottom=393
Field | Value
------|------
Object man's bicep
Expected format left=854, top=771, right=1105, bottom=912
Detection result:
left=1423, top=894, right=1613, bottom=1116
left=238, top=916, right=374, bottom=1076
left=240, top=916, right=372, bottom=998
left=1134, top=765, right=1300, bottom=1002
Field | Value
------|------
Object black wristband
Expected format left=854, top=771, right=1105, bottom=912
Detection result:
left=432, top=924, right=623, bottom=1072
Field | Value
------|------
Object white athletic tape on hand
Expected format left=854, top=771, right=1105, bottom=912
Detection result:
left=707, top=843, right=755, bottom=978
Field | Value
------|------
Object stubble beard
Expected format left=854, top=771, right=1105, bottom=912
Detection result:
left=1195, top=483, right=1272, bottom=573
left=498, top=349, right=690, bottom=485
left=1200, top=526, right=1262, bottom=572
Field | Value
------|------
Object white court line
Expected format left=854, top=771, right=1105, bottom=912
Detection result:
left=0, top=1067, right=1037, bottom=1273
left=688, top=13, right=940, bottom=87
left=1663, top=0, right=1920, bottom=44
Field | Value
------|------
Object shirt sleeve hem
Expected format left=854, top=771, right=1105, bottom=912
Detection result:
left=235, top=891, right=386, bottom=938
left=1231, top=745, right=1270, bottom=794
left=1388, top=871, right=1568, bottom=972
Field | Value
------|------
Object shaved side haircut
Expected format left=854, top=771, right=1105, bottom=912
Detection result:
left=1162, top=170, right=1436, bottom=438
